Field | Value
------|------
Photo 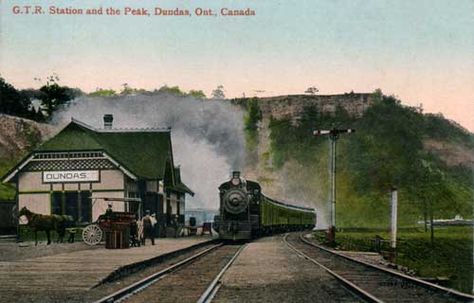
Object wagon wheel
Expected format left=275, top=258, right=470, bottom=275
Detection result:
left=82, top=224, right=103, bottom=246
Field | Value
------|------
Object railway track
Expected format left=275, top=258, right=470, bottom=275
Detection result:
left=284, top=233, right=474, bottom=303
left=94, top=243, right=245, bottom=303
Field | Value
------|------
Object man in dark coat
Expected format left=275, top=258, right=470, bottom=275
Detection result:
left=142, top=210, right=155, bottom=245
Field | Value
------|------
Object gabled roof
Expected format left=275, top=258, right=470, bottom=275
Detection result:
left=3, top=119, right=175, bottom=181
left=172, top=167, right=195, bottom=196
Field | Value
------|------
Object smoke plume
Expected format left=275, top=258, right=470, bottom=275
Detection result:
left=51, top=93, right=246, bottom=210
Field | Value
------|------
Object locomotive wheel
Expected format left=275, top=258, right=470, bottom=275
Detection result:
left=82, top=224, right=103, bottom=246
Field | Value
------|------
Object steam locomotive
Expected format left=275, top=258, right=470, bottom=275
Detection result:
left=215, top=171, right=316, bottom=240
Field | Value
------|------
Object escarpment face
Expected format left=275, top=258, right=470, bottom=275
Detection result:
left=232, top=93, right=374, bottom=125
left=0, top=115, right=53, bottom=159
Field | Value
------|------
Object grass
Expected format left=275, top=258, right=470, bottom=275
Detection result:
left=0, top=184, right=15, bottom=201
left=315, top=226, right=473, bottom=294
left=0, top=159, right=16, bottom=201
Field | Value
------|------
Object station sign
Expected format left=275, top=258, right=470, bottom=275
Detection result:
left=43, top=170, right=100, bottom=183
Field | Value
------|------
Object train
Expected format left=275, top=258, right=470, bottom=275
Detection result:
left=215, top=171, right=316, bottom=240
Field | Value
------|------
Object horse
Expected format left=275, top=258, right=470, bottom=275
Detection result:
left=51, top=213, right=75, bottom=243
left=18, top=207, right=73, bottom=245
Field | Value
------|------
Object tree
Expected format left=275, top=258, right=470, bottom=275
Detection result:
left=413, top=158, right=459, bottom=245
left=38, top=75, right=76, bottom=117
left=188, top=89, right=206, bottom=99
left=89, top=88, right=117, bottom=97
left=0, top=77, right=32, bottom=117
left=157, top=85, right=186, bottom=96
left=30, top=106, right=45, bottom=122
left=119, top=83, right=148, bottom=95
left=211, top=85, right=225, bottom=99
left=347, top=94, right=424, bottom=194
left=305, top=86, right=319, bottom=95
left=244, top=98, right=262, bottom=130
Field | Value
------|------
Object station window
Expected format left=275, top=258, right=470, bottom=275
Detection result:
left=51, top=191, right=92, bottom=223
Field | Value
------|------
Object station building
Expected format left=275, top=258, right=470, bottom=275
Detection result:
left=2, top=115, right=194, bottom=235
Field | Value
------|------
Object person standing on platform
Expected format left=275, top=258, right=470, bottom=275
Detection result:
left=142, top=210, right=155, bottom=245
left=151, top=213, right=158, bottom=238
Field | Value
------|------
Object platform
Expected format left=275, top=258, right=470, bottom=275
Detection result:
left=213, top=235, right=357, bottom=303
left=0, top=237, right=212, bottom=297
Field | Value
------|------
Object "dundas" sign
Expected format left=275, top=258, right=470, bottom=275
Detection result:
left=43, top=170, right=99, bottom=183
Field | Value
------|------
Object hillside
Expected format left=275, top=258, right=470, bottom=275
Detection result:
left=238, top=91, right=474, bottom=227
left=0, top=115, right=53, bottom=200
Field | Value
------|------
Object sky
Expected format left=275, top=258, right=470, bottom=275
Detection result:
left=1, top=0, right=473, bottom=131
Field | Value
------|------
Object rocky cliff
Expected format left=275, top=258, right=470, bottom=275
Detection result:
left=0, top=114, right=53, bottom=160
left=0, top=115, right=53, bottom=200
left=232, top=93, right=374, bottom=124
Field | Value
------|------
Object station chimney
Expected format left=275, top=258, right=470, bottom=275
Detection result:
left=103, top=114, right=113, bottom=129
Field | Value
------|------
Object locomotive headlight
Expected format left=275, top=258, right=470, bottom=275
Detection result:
left=231, top=177, right=240, bottom=186
left=231, top=171, right=241, bottom=186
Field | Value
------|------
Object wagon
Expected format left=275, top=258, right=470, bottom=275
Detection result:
left=82, top=197, right=142, bottom=246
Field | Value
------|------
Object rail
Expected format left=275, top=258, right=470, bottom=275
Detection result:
left=93, top=243, right=223, bottom=303
left=299, top=234, right=474, bottom=302
left=283, top=233, right=474, bottom=303
left=283, top=234, right=382, bottom=303
left=197, top=244, right=247, bottom=303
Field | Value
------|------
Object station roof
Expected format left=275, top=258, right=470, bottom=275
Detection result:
left=172, top=167, right=195, bottom=196
left=3, top=119, right=192, bottom=195
left=35, top=120, right=173, bottom=180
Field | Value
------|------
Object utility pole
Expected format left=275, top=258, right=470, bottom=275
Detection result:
left=388, top=186, right=398, bottom=262
left=390, top=187, right=398, bottom=249
left=313, top=127, right=355, bottom=244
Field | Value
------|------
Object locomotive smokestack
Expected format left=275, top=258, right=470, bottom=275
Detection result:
left=103, top=114, right=113, bottom=129
left=232, top=171, right=240, bottom=178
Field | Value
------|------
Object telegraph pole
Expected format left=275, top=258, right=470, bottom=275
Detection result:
left=390, top=187, right=398, bottom=249
left=313, top=127, right=355, bottom=244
